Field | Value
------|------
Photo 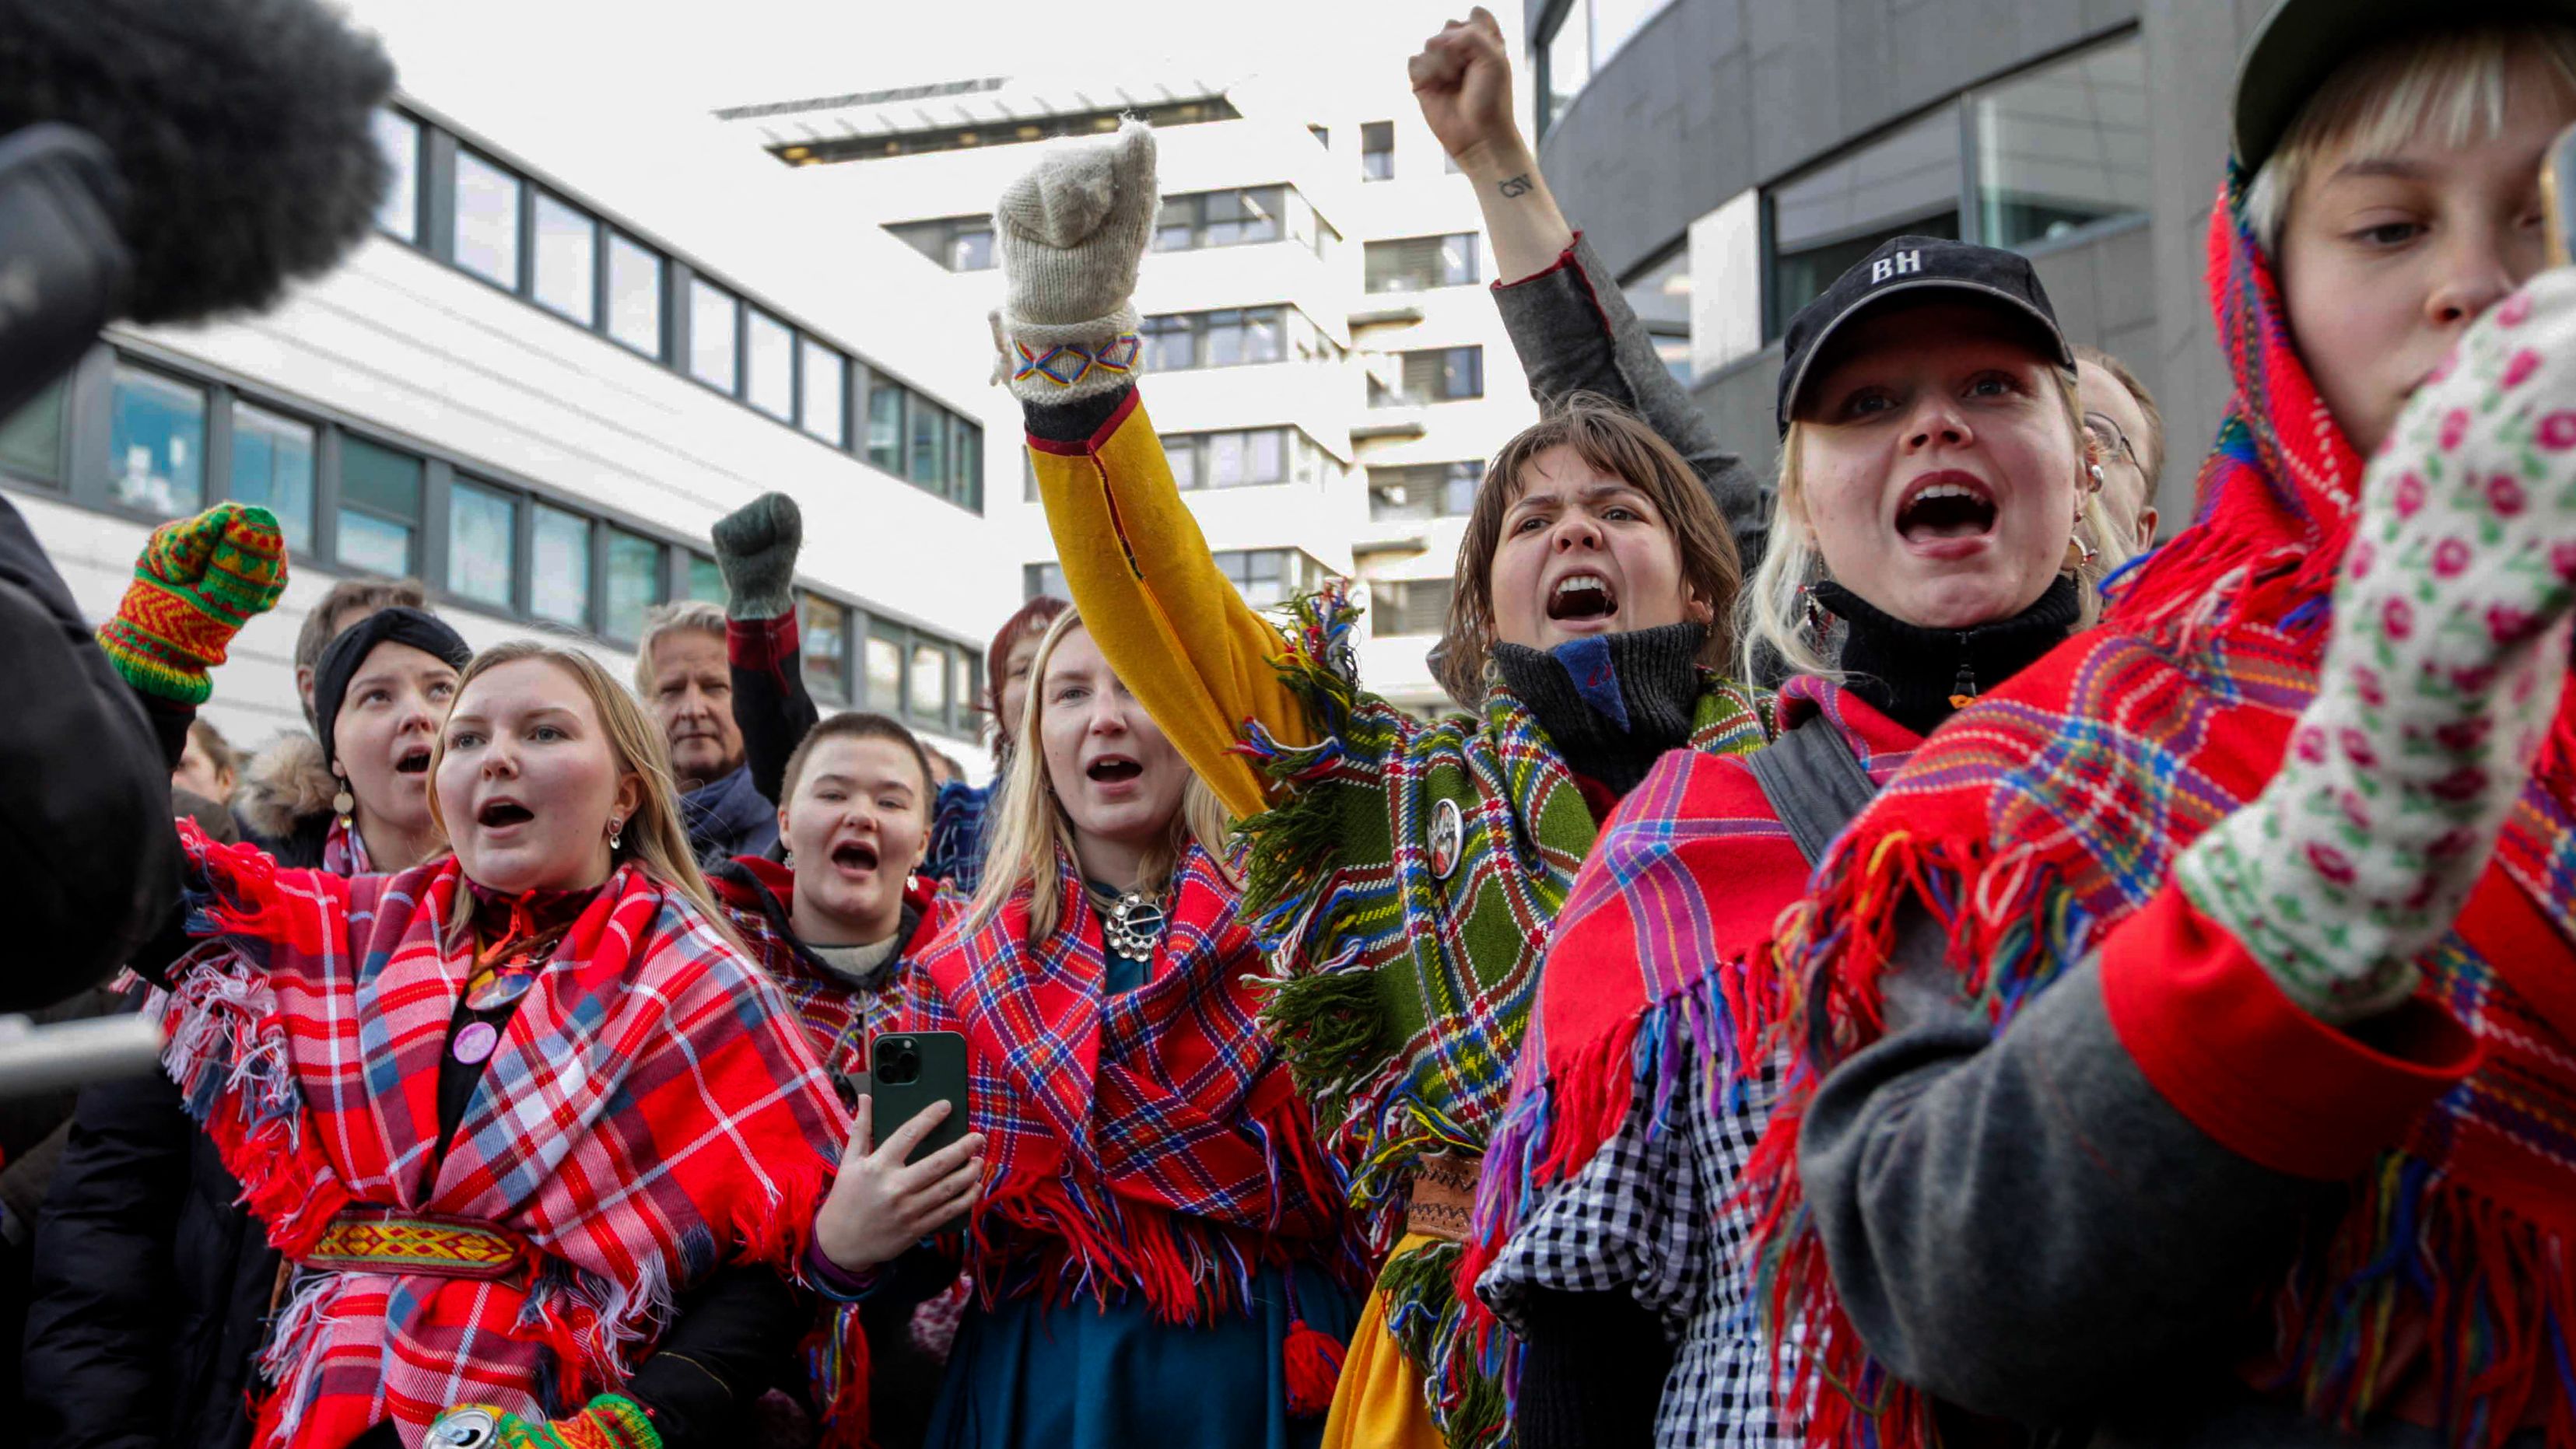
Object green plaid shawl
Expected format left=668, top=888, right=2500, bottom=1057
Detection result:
left=1236, top=586, right=1768, bottom=1446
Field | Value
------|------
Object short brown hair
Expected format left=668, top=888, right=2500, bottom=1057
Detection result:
left=1437, top=394, right=1743, bottom=704
left=2074, top=345, right=2164, bottom=489
left=633, top=599, right=728, bottom=696
left=781, top=711, right=935, bottom=813
left=294, top=578, right=425, bottom=725
left=185, top=717, right=237, bottom=779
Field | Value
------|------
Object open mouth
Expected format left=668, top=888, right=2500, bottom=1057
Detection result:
left=1897, top=474, right=1999, bottom=543
left=1546, top=572, right=1619, bottom=622
left=394, top=747, right=433, bottom=775
left=1085, top=756, right=1143, bottom=783
left=829, top=841, right=880, bottom=873
left=476, top=799, right=534, bottom=829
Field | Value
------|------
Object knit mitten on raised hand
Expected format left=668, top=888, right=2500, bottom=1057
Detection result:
left=711, top=490, right=802, bottom=621
left=2175, top=268, right=2576, bottom=1025
left=426, top=1396, right=661, bottom=1449
left=993, top=118, right=1156, bottom=404
left=95, top=501, right=289, bottom=706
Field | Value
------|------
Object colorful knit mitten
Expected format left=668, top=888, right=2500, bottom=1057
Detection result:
left=2175, top=268, right=2576, bottom=1024
left=992, top=118, right=1155, bottom=404
left=95, top=501, right=288, bottom=706
left=711, top=490, right=802, bottom=621
left=424, top=1395, right=661, bottom=1449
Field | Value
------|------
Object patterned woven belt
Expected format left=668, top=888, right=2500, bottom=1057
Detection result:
left=303, top=1209, right=531, bottom=1281
left=1404, top=1153, right=1481, bottom=1244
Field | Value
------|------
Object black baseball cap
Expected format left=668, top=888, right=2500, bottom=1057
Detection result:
left=2233, top=0, right=2576, bottom=173
left=1774, top=234, right=2073, bottom=436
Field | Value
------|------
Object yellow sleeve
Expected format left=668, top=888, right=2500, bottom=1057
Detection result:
left=1029, top=390, right=1313, bottom=822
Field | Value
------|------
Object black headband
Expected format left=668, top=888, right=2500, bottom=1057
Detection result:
left=313, top=606, right=471, bottom=773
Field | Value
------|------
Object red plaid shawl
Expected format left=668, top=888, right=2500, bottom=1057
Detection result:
left=902, top=844, right=1363, bottom=1323
left=1466, top=677, right=1919, bottom=1295
left=153, top=821, right=848, bottom=1449
left=1747, top=188, right=2576, bottom=1448
left=712, top=854, right=948, bottom=1077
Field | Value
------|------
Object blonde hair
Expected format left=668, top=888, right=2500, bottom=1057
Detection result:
left=1437, top=394, right=1743, bottom=705
left=1740, top=368, right=2134, bottom=683
left=633, top=599, right=729, bottom=696
left=2244, top=21, right=2576, bottom=251
left=431, top=640, right=740, bottom=950
left=964, top=611, right=1235, bottom=943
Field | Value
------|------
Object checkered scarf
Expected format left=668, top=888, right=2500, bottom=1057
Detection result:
left=1234, top=584, right=1770, bottom=1447
left=1464, top=678, right=1919, bottom=1325
left=903, top=842, right=1362, bottom=1325
left=151, top=821, right=848, bottom=1449
left=1747, top=184, right=2576, bottom=1449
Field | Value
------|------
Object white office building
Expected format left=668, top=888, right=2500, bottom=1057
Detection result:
left=2, top=74, right=1016, bottom=772
left=712, top=42, right=1540, bottom=713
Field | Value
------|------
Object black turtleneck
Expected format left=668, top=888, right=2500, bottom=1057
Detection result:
left=1489, top=621, right=1709, bottom=799
left=1814, top=574, right=2083, bottom=737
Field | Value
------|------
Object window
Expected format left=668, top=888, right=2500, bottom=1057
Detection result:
left=605, top=233, right=664, bottom=355
left=1165, top=429, right=1292, bottom=490
left=887, top=215, right=997, bottom=272
left=230, top=403, right=316, bottom=552
left=1369, top=461, right=1481, bottom=520
left=801, top=338, right=847, bottom=446
left=951, top=417, right=983, bottom=509
left=1025, top=562, right=1070, bottom=601
left=1537, top=0, right=1676, bottom=134
left=689, top=278, right=739, bottom=391
left=1141, top=314, right=1197, bottom=372
left=866, top=383, right=904, bottom=471
left=605, top=529, right=664, bottom=642
left=1371, top=578, right=1455, bottom=635
left=108, top=366, right=205, bottom=516
left=1310, top=124, right=1330, bottom=149
left=1361, top=121, right=1394, bottom=181
left=447, top=478, right=519, bottom=609
left=373, top=110, right=421, bottom=242
left=1142, top=308, right=1288, bottom=371
left=1370, top=347, right=1484, bottom=407
left=531, top=504, right=592, bottom=628
left=1365, top=233, right=1481, bottom=292
left=1213, top=548, right=1321, bottom=608
left=1621, top=243, right=1691, bottom=383
left=1767, top=109, right=1963, bottom=334
left=1971, top=35, right=2150, bottom=249
left=1151, top=187, right=1287, bottom=251
left=745, top=309, right=796, bottom=421
left=909, top=398, right=950, bottom=489
left=532, top=192, right=597, bottom=324
left=686, top=552, right=726, bottom=604
left=911, top=641, right=950, bottom=722
left=338, top=436, right=423, bottom=576
left=801, top=593, right=849, bottom=702
left=866, top=624, right=905, bottom=710
left=0, top=380, right=65, bottom=486
left=453, top=149, right=522, bottom=289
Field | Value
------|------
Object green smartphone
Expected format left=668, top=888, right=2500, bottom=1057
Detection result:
left=867, top=1029, right=974, bottom=1237
left=2546, top=121, right=2576, bottom=269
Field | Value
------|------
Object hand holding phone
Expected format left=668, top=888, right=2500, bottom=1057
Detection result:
left=813, top=1032, right=983, bottom=1273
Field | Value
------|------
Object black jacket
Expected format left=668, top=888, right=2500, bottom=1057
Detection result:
left=0, top=493, right=182, bottom=1011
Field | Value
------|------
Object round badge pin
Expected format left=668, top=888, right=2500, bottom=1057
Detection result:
left=1428, top=797, right=1464, bottom=881
left=464, top=970, right=536, bottom=1013
left=450, top=1020, right=502, bottom=1066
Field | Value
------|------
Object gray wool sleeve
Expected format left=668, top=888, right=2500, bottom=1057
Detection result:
left=1796, top=905, right=2333, bottom=1429
left=1490, top=233, right=1772, bottom=574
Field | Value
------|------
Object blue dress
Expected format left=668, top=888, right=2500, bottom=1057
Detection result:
left=921, top=909, right=1360, bottom=1449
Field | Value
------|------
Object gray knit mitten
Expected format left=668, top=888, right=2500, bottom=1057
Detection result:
left=2174, top=268, right=2576, bottom=1025
left=994, top=120, right=1156, bottom=404
left=712, top=492, right=803, bottom=622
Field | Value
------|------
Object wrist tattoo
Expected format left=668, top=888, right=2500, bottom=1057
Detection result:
left=1498, top=173, right=1533, bottom=198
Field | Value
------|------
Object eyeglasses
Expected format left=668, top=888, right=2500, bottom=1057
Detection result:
left=2083, top=411, right=2140, bottom=472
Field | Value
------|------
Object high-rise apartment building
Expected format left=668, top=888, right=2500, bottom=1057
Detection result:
left=713, top=47, right=1540, bottom=713
left=0, top=79, right=1015, bottom=768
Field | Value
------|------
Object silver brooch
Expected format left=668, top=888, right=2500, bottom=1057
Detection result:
left=1428, top=797, right=1465, bottom=881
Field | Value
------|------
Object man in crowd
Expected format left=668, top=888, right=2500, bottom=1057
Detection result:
left=636, top=598, right=779, bottom=865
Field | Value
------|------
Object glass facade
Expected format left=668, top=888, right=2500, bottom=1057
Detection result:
left=1369, top=461, right=1481, bottom=520
left=532, top=191, right=597, bottom=324
left=0, top=381, right=65, bottom=485
left=1164, top=428, right=1294, bottom=490
left=801, top=593, right=849, bottom=702
left=1369, top=347, right=1485, bottom=407
left=1361, top=121, right=1394, bottom=181
left=453, top=149, right=523, bottom=289
left=1621, top=243, right=1692, bottom=383
left=530, top=504, right=592, bottom=628
left=1213, top=548, right=1323, bottom=608
left=1972, top=36, right=2150, bottom=249
left=447, top=478, right=520, bottom=608
left=1537, top=0, right=1677, bottom=134
left=866, top=625, right=904, bottom=710
left=689, top=278, right=739, bottom=391
left=605, top=528, right=663, bottom=642
left=1365, top=233, right=1482, bottom=292
left=867, top=384, right=903, bottom=471
left=745, top=308, right=796, bottom=421
left=801, top=338, right=847, bottom=445
left=1153, top=187, right=1288, bottom=251
left=373, top=110, right=421, bottom=242
left=230, top=403, right=316, bottom=552
left=108, top=366, right=205, bottom=517
left=1141, top=307, right=1290, bottom=371
left=1768, top=110, right=1963, bottom=331
left=605, top=232, right=664, bottom=355
left=338, top=436, right=423, bottom=576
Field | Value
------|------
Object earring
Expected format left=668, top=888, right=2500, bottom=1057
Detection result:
left=1800, top=583, right=1832, bottom=635
left=331, top=772, right=354, bottom=824
left=2087, top=463, right=2107, bottom=494
left=2063, top=519, right=2099, bottom=573
left=781, top=849, right=795, bottom=870
left=607, top=818, right=624, bottom=851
